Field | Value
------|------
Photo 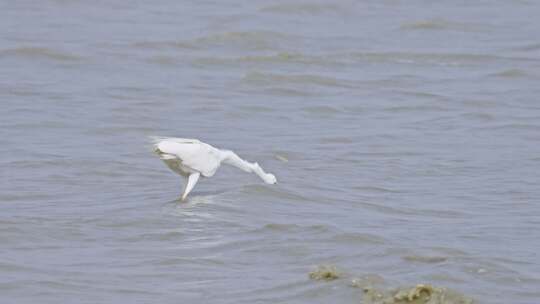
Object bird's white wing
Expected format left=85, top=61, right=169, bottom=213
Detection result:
left=151, top=137, right=201, bottom=145
left=156, top=139, right=221, bottom=177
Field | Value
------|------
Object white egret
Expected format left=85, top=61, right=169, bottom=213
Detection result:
left=152, top=137, right=277, bottom=200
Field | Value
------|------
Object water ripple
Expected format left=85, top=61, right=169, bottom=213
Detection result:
left=0, top=47, right=82, bottom=62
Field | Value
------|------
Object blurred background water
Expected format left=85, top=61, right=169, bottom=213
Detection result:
left=1, top=1, right=540, bottom=303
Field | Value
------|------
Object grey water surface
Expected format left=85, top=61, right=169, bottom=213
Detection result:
left=1, top=1, right=540, bottom=303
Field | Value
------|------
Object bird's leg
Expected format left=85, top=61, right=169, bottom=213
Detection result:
left=181, top=172, right=200, bottom=201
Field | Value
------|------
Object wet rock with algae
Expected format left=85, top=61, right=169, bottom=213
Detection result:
left=308, top=265, right=341, bottom=281
left=360, top=283, right=473, bottom=304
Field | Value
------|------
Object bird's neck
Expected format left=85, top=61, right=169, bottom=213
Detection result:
left=252, top=163, right=268, bottom=180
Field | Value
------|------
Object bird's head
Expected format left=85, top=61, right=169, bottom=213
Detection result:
left=264, top=173, right=277, bottom=185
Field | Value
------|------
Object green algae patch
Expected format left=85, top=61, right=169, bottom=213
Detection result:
left=310, top=266, right=474, bottom=303
left=360, top=283, right=473, bottom=304
left=309, top=265, right=340, bottom=281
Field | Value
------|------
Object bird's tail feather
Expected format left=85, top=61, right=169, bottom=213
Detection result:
left=149, top=136, right=201, bottom=144
left=149, top=136, right=168, bottom=154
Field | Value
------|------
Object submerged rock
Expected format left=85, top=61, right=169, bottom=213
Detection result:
left=309, top=265, right=340, bottom=281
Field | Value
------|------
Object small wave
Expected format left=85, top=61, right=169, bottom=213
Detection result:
left=134, top=31, right=293, bottom=51
left=197, top=30, right=290, bottom=42
left=258, top=223, right=331, bottom=233
left=241, top=184, right=311, bottom=202
left=132, top=40, right=198, bottom=50
left=193, top=50, right=535, bottom=69
left=146, top=55, right=179, bottom=66
left=302, top=105, right=343, bottom=115
left=489, top=68, right=531, bottom=78
left=400, top=19, right=486, bottom=32
left=0, top=47, right=82, bottom=62
left=319, top=136, right=353, bottom=144
left=514, top=42, right=540, bottom=52
left=459, top=112, right=495, bottom=122
left=352, top=186, right=404, bottom=194
left=384, top=102, right=449, bottom=113
left=427, top=246, right=469, bottom=257
left=383, top=104, right=450, bottom=113
left=242, top=71, right=354, bottom=88
left=193, top=52, right=343, bottom=67
left=238, top=104, right=276, bottom=113
left=394, top=90, right=453, bottom=103
left=475, top=123, right=540, bottom=132
left=359, top=202, right=464, bottom=218
left=0, top=262, right=36, bottom=272
left=401, top=20, right=451, bottom=30
left=153, top=256, right=225, bottom=266
left=6, top=159, right=68, bottom=169
left=332, top=232, right=386, bottom=245
left=259, top=87, right=316, bottom=97
left=346, top=51, right=534, bottom=66
left=261, top=3, right=345, bottom=15
left=195, top=31, right=293, bottom=50
left=403, top=255, right=448, bottom=263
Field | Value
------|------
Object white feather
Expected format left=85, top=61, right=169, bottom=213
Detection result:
left=154, top=137, right=221, bottom=177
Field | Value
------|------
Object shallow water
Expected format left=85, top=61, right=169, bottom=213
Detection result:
left=1, top=1, right=540, bottom=303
